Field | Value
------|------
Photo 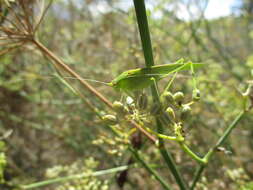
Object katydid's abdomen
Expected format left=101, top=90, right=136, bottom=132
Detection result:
left=110, top=74, right=155, bottom=91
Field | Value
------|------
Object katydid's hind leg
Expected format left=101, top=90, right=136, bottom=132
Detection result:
left=162, top=72, right=178, bottom=94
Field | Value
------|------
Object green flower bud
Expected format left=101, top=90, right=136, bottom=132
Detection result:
left=181, top=105, right=191, bottom=120
left=173, top=92, right=184, bottom=105
left=137, top=93, right=148, bottom=110
left=192, top=88, right=200, bottom=101
left=165, top=107, right=175, bottom=120
left=102, top=115, right=118, bottom=125
left=112, top=101, right=128, bottom=115
left=161, top=91, right=174, bottom=103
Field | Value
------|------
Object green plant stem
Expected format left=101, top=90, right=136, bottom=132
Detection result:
left=143, top=121, right=206, bottom=164
left=190, top=111, right=246, bottom=190
left=133, top=0, right=154, bottom=68
left=129, top=147, right=172, bottom=190
left=133, top=1, right=188, bottom=189
left=157, top=133, right=177, bottom=141
left=143, top=124, right=178, bottom=141
left=21, top=165, right=130, bottom=189
left=190, top=165, right=205, bottom=190
left=179, top=143, right=206, bottom=164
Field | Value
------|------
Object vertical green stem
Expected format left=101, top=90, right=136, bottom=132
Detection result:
left=133, top=1, right=187, bottom=189
left=190, top=165, right=205, bottom=190
left=133, top=0, right=154, bottom=68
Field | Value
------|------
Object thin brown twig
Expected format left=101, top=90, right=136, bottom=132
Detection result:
left=128, top=120, right=156, bottom=142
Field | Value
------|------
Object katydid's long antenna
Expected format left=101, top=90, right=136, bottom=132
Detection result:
left=51, top=75, right=110, bottom=86
left=7, top=75, right=111, bottom=86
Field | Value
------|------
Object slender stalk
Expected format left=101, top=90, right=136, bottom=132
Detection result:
left=143, top=119, right=207, bottom=164
left=190, top=111, right=246, bottom=190
left=211, top=111, right=245, bottom=151
left=21, top=165, right=129, bottom=189
left=179, top=143, right=206, bottom=164
left=190, top=165, right=205, bottom=190
left=129, top=147, right=172, bottom=190
left=133, top=1, right=187, bottom=189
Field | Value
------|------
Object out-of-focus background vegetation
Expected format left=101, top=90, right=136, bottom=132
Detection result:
left=0, top=0, right=253, bottom=189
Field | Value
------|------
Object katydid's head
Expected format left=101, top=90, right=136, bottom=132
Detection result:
left=108, top=81, right=116, bottom=88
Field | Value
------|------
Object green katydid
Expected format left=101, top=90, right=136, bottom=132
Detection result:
left=22, top=59, right=203, bottom=92
left=107, top=59, right=203, bottom=91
